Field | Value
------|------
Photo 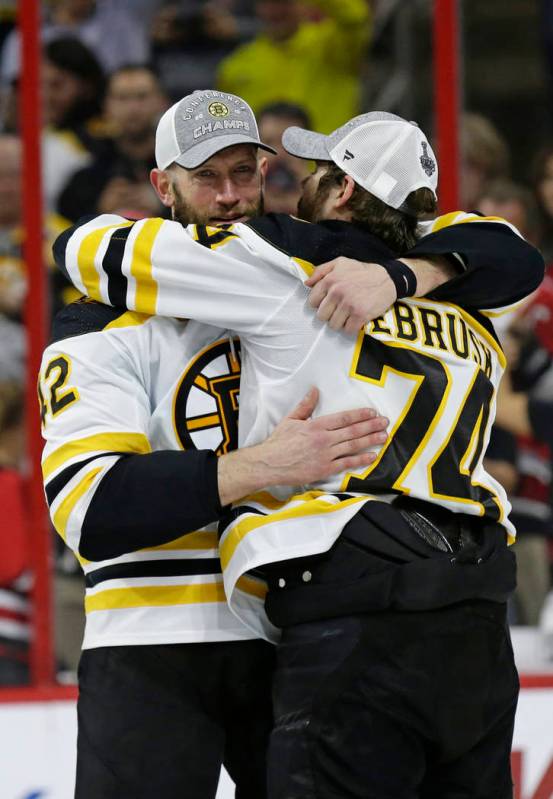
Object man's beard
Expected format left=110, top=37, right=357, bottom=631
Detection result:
left=297, top=183, right=327, bottom=223
left=171, top=181, right=264, bottom=226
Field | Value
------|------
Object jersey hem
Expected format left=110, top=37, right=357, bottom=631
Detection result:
left=82, top=627, right=261, bottom=649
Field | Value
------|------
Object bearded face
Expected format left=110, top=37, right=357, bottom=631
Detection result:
left=171, top=178, right=264, bottom=227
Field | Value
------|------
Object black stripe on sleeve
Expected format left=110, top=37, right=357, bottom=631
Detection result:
left=103, top=225, right=133, bottom=306
left=44, top=453, right=112, bottom=507
left=406, top=222, right=545, bottom=308
left=80, top=450, right=223, bottom=561
left=52, top=214, right=99, bottom=282
left=85, top=557, right=222, bottom=587
left=52, top=226, right=74, bottom=281
left=52, top=215, right=97, bottom=280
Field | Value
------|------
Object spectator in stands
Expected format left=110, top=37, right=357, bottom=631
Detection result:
left=151, top=1, right=252, bottom=102
left=258, top=101, right=311, bottom=213
left=217, top=0, right=372, bottom=133
left=478, top=179, right=540, bottom=245
left=0, top=134, right=25, bottom=319
left=42, top=37, right=106, bottom=150
left=41, top=36, right=109, bottom=210
left=0, top=133, right=76, bottom=316
left=0, top=2, right=15, bottom=52
left=532, top=145, right=553, bottom=263
left=461, top=112, right=510, bottom=209
left=58, top=64, right=167, bottom=222
left=491, top=286, right=553, bottom=625
left=0, top=381, right=30, bottom=686
left=0, top=0, right=149, bottom=85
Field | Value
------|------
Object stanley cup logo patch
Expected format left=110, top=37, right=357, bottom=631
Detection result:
left=420, top=142, right=436, bottom=177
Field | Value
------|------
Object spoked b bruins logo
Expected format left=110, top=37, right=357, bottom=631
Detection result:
left=208, top=102, right=229, bottom=118
left=173, top=339, right=240, bottom=455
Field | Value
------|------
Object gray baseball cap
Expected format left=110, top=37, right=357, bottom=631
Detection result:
left=155, top=90, right=277, bottom=170
left=282, top=111, right=438, bottom=211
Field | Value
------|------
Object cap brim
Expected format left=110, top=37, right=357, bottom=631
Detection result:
left=282, top=127, right=331, bottom=160
left=174, top=135, right=277, bottom=169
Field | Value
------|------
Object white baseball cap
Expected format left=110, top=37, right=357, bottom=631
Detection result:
left=156, top=90, right=277, bottom=170
left=282, top=111, right=438, bottom=212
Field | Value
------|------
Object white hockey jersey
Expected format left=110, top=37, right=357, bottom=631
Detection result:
left=39, top=307, right=261, bottom=648
left=53, top=211, right=544, bottom=639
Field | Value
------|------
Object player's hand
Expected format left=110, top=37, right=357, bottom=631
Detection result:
left=305, top=257, right=397, bottom=335
left=259, top=387, right=388, bottom=485
left=217, top=388, right=389, bottom=505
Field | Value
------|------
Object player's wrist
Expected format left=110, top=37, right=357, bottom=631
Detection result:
left=376, top=258, right=417, bottom=299
left=399, top=255, right=458, bottom=297
left=216, top=444, right=277, bottom=507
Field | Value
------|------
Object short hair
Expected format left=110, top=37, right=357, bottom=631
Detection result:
left=480, top=178, right=536, bottom=209
left=107, top=62, right=163, bottom=88
left=318, top=162, right=437, bottom=252
left=257, top=102, right=311, bottom=129
left=43, top=36, right=105, bottom=123
left=479, top=179, right=540, bottom=238
left=462, top=113, right=510, bottom=178
left=44, top=36, right=104, bottom=86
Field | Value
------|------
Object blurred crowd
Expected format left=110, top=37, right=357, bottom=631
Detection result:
left=0, top=0, right=552, bottom=685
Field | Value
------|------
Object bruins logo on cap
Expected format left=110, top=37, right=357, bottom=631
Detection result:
left=173, top=338, right=240, bottom=455
left=208, top=102, right=229, bottom=118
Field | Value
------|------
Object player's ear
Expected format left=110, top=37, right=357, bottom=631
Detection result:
left=258, top=155, right=269, bottom=179
left=150, top=168, right=174, bottom=207
left=335, top=174, right=356, bottom=208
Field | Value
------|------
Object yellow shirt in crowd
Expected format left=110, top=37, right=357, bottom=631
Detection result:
left=217, top=0, right=372, bottom=134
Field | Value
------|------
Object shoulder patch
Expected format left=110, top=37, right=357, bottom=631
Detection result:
left=50, top=299, right=129, bottom=345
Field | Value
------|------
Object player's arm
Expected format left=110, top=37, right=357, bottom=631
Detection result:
left=305, top=213, right=545, bottom=332
left=53, top=214, right=297, bottom=332
left=407, top=212, right=545, bottom=309
left=82, top=397, right=386, bottom=561
left=39, top=314, right=225, bottom=562
left=305, top=254, right=456, bottom=334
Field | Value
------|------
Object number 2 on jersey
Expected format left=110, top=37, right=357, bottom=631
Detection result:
left=38, top=355, right=80, bottom=424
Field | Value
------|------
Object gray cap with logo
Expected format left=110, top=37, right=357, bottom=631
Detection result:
left=155, top=90, right=277, bottom=170
left=282, top=111, right=438, bottom=212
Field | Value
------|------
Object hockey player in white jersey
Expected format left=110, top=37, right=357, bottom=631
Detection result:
left=50, top=106, right=543, bottom=798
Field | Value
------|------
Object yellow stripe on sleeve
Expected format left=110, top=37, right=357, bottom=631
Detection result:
left=130, top=218, right=165, bottom=315
left=43, top=432, right=151, bottom=480
left=430, top=212, right=510, bottom=234
left=220, top=492, right=366, bottom=570
left=85, top=582, right=227, bottom=613
left=292, top=256, right=315, bottom=277
left=53, top=467, right=103, bottom=541
left=429, top=212, right=464, bottom=233
left=104, top=311, right=152, bottom=330
left=236, top=574, right=268, bottom=600
left=77, top=222, right=134, bottom=300
left=142, top=531, right=219, bottom=552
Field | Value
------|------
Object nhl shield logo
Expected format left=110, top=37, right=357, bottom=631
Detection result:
left=420, top=142, right=436, bottom=177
